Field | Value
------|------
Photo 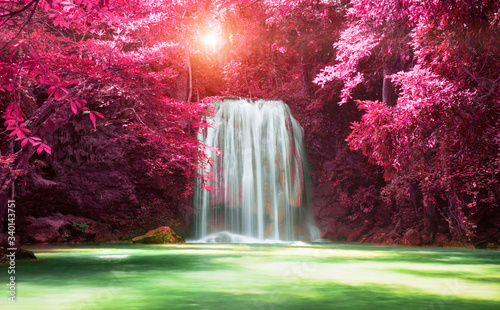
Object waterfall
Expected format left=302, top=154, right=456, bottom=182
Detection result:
left=193, top=98, right=317, bottom=242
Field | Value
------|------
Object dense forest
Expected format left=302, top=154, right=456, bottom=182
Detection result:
left=1, top=0, right=499, bottom=247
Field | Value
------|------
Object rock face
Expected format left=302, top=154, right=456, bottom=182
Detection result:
left=0, top=235, right=37, bottom=263
left=24, top=213, right=112, bottom=243
left=403, top=229, right=422, bottom=246
left=132, top=226, right=185, bottom=244
left=14, top=115, right=188, bottom=243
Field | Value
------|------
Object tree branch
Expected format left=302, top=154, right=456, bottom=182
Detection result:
left=0, top=0, right=38, bottom=18
left=0, top=0, right=40, bottom=52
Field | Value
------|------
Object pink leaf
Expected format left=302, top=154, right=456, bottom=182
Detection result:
left=43, top=145, right=52, bottom=155
left=13, top=104, right=23, bottom=121
left=54, top=88, right=62, bottom=100
left=89, top=111, right=97, bottom=128
left=70, top=101, right=78, bottom=114
left=16, top=130, right=25, bottom=139
left=5, top=102, right=14, bottom=115
left=60, top=86, right=69, bottom=95
left=48, top=72, right=60, bottom=81
left=5, top=120, right=16, bottom=129
left=37, top=144, right=44, bottom=154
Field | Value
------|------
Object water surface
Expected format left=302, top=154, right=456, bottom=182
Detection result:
left=1, top=243, right=499, bottom=310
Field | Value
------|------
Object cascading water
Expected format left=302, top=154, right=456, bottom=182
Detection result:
left=193, top=98, right=318, bottom=243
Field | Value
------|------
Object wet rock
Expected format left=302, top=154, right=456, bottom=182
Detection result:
left=362, top=231, right=386, bottom=243
left=347, top=221, right=373, bottom=242
left=383, top=231, right=402, bottom=245
left=403, top=228, right=422, bottom=246
left=0, top=234, right=36, bottom=263
left=132, top=226, right=185, bottom=244
left=434, top=233, right=450, bottom=246
left=25, top=213, right=112, bottom=243
left=318, top=219, right=350, bottom=241
left=32, top=228, right=61, bottom=243
left=16, top=248, right=37, bottom=260
left=15, top=118, right=188, bottom=243
left=420, top=232, right=434, bottom=245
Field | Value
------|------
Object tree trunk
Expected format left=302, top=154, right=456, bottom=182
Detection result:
left=382, top=67, right=397, bottom=106
left=301, top=52, right=312, bottom=97
left=422, top=193, right=438, bottom=241
left=408, top=181, right=423, bottom=214
left=0, top=101, right=74, bottom=231
left=186, top=53, right=192, bottom=103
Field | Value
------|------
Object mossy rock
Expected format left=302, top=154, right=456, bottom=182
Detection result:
left=132, top=226, right=184, bottom=244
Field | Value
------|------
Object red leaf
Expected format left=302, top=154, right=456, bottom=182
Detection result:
left=60, top=86, right=69, bottom=95
left=37, top=144, right=44, bottom=154
left=48, top=72, right=60, bottom=81
left=71, top=101, right=78, bottom=115
left=70, top=98, right=84, bottom=114
left=21, top=138, right=28, bottom=147
left=54, top=88, right=62, bottom=100
left=5, top=102, right=14, bottom=115
left=43, top=144, right=52, bottom=155
left=8, top=129, right=18, bottom=137
left=13, top=104, right=23, bottom=120
left=89, top=111, right=97, bottom=128
left=4, top=119, right=16, bottom=128
left=16, top=130, right=25, bottom=139
left=28, top=46, right=39, bottom=61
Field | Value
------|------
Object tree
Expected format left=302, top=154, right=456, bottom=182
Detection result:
left=315, top=0, right=500, bottom=241
left=0, top=0, right=217, bottom=230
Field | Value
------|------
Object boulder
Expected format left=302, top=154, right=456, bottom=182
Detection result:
left=16, top=248, right=37, bottom=260
left=403, top=228, right=422, bottom=246
left=24, top=213, right=112, bottom=243
left=32, top=228, right=61, bottom=243
left=132, top=226, right=184, bottom=244
left=0, top=245, right=36, bottom=264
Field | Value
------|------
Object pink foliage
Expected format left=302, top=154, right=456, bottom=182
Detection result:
left=313, top=23, right=378, bottom=105
left=348, top=66, right=475, bottom=173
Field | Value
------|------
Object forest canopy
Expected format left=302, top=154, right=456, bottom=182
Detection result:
left=1, top=0, right=499, bottom=244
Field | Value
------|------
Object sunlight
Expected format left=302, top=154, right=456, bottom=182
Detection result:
left=201, top=29, right=220, bottom=52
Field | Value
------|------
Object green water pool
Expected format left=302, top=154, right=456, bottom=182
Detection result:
left=1, top=243, right=499, bottom=310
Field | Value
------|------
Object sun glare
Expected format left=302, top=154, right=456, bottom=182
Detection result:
left=202, top=30, right=220, bottom=52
